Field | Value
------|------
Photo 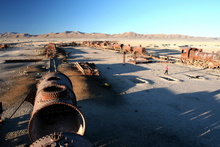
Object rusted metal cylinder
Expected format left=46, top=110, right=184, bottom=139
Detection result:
left=28, top=72, right=86, bottom=142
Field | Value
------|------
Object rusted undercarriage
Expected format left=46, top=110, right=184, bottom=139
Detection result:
left=28, top=72, right=92, bottom=146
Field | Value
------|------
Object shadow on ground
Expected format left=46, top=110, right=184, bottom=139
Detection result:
left=79, top=82, right=220, bottom=146
left=0, top=114, right=31, bottom=147
left=147, top=48, right=180, bottom=56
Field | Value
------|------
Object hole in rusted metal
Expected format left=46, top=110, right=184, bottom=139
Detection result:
left=47, top=77, right=61, bottom=81
left=29, top=104, right=85, bottom=142
left=43, top=85, right=65, bottom=92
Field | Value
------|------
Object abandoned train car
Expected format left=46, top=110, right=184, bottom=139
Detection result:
left=181, top=47, right=220, bottom=68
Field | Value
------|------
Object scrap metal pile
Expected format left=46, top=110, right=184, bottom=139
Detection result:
left=75, top=62, right=100, bottom=76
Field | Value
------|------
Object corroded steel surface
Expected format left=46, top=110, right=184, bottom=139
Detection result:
left=28, top=72, right=85, bottom=142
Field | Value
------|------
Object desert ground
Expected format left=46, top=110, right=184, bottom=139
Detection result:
left=0, top=38, right=220, bottom=147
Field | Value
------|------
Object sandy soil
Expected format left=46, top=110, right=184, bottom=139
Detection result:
left=0, top=39, right=220, bottom=146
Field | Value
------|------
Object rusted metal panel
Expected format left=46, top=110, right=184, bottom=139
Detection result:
left=28, top=72, right=85, bottom=142
left=75, top=62, right=100, bottom=76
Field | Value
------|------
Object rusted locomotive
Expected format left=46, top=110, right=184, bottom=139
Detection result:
left=28, top=72, right=93, bottom=146
left=44, top=43, right=57, bottom=58
left=181, top=47, right=220, bottom=68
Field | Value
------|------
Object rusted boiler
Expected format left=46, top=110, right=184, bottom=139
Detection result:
left=133, top=45, right=147, bottom=55
left=28, top=72, right=88, bottom=146
left=181, top=47, right=220, bottom=68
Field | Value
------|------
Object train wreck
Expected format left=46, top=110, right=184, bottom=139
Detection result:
left=28, top=72, right=93, bottom=146
left=181, top=47, right=220, bottom=68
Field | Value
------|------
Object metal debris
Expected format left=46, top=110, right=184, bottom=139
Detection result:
left=75, top=62, right=100, bottom=76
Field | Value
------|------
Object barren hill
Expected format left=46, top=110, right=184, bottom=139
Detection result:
left=0, top=31, right=219, bottom=40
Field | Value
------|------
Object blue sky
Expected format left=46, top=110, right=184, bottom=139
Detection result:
left=1, top=0, right=220, bottom=37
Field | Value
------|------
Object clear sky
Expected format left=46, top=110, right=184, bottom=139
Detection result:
left=1, top=0, right=220, bottom=37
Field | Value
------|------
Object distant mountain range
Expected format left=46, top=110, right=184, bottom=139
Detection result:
left=0, top=31, right=219, bottom=40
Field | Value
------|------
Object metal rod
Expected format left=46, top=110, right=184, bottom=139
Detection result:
left=134, top=51, right=137, bottom=65
left=123, top=51, right=126, bottom=65
left=9, top=96, right=26, bottom=118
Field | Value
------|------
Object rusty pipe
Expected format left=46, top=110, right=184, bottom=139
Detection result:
left=28, top=72, right=86, bottom=142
